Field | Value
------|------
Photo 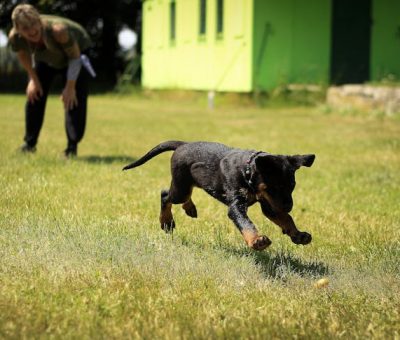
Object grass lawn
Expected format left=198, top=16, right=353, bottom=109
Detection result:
left=0, top=92, right=399, bottom=339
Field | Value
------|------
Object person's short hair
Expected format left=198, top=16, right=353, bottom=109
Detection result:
left=11, top=4, right=41, bottom=31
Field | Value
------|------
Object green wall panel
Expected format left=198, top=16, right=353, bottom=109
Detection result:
left=371, top=0, right=400, bottom=81
left=253, top=0, right=331, bottom=91
left=290, top=0, right=331, bottom=84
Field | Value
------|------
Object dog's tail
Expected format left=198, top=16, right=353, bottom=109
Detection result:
left=122, top=140, right=187, bottom=171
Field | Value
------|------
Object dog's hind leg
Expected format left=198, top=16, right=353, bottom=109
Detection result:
left=182, top=197, right=197, bottom=218
left=160, top=179, right=197, bottom=231
left=160, top=189, right=175, bottom=233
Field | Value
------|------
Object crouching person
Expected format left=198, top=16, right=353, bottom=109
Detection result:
left=9, top=4, right=95, bottom=157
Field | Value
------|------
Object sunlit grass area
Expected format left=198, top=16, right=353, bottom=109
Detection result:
left=0, top=93, right=399, bottom=338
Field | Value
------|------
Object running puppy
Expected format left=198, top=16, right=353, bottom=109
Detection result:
left=123, top=141, right=315, bottom=251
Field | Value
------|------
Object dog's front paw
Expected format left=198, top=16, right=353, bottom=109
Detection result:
left=291, top=231, right=312, bottom=245
left=251, top=235, right=272, bottom=251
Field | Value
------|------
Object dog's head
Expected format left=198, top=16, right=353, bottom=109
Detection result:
left=255, top=153, right=315, bottom=212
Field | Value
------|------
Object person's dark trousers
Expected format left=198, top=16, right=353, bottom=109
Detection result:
left=62, top=64, right=88, bottom=153
left=24, top=61, right=89, bottom=152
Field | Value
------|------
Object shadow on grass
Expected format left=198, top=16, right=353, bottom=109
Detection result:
left=176, top=232, right=329, bottom=279
left=78, top=155, right=136, bottom=165
left=225, top=246, right=329, bottom=279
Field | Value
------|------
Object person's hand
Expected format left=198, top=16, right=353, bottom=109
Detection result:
left=26, top=79, right=43, bottom=103
left=61, top=85, right=78, bottom=110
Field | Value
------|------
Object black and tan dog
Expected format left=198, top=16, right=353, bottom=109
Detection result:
left=123, top=141, right=315, bottom=251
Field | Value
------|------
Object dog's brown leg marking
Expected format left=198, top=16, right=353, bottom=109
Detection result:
left=182, top=198, right=197, bottom=218
left=228, top=201, right=271, bottom=251
left=160, top=202, right=173, bottom=224
left=268, top=212, right=312, bottom=245
left=160, top=190, right=175, bottom=232
left=241, top=229, right=272, bottom=251
left=268, top=213, right=298, bottom=236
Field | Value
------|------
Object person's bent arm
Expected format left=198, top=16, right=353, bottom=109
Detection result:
left=17, top=50, right=43, bottom=103
left=53, top=23, right=81, bottom=110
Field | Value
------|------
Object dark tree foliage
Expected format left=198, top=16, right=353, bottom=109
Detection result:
left=0, top=0, right=142, bottom=87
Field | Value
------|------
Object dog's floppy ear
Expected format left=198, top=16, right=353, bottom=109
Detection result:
left=289, top=154, right=315, bottom=169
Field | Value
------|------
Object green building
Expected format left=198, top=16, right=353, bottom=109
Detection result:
left=142, top=0, right=400, bottom=92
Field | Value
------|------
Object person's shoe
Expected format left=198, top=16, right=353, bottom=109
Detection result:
left=19, top=143, right=36, bottom=153
left=63, top=146, right=77, bottom=158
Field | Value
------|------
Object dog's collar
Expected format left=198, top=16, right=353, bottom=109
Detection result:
left=243, top=151, right=264, bottom=192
